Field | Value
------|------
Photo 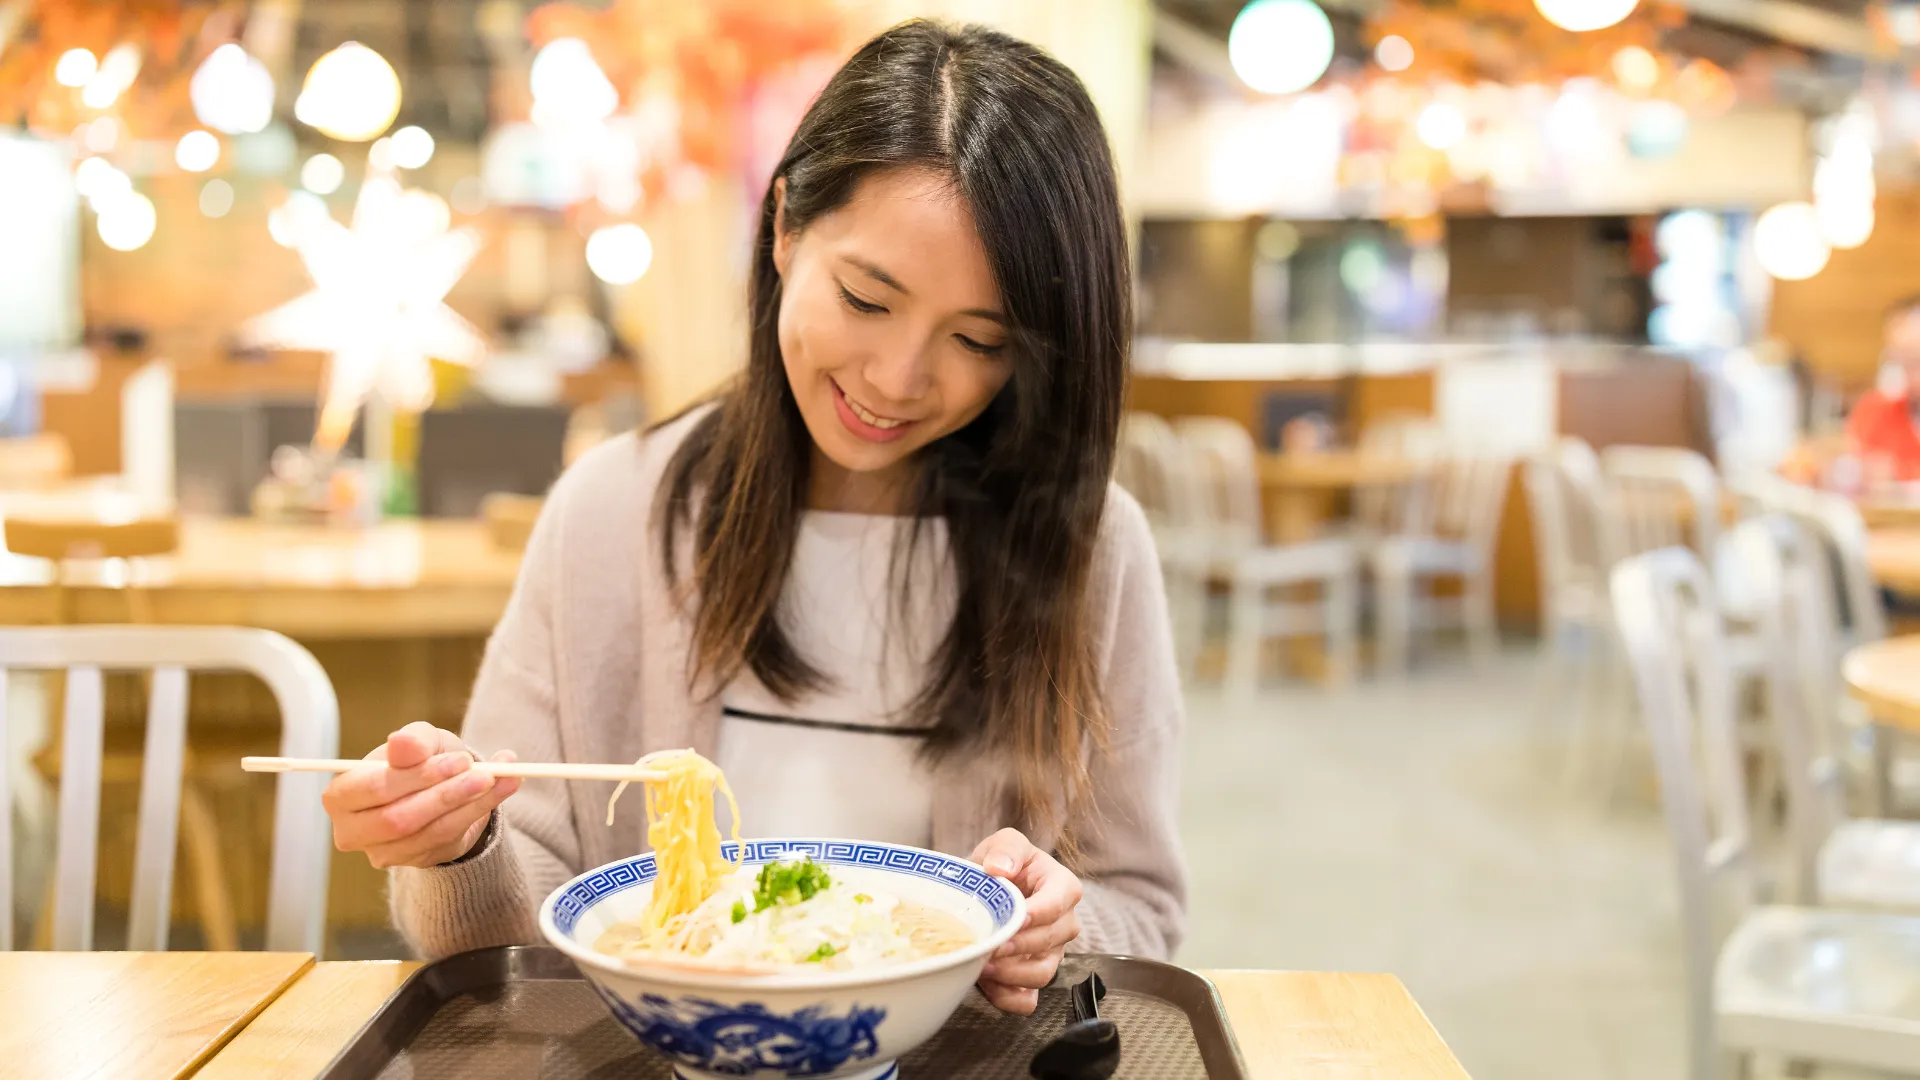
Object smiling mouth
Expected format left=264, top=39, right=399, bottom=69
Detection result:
left=834, top=381, right=912, bottom=430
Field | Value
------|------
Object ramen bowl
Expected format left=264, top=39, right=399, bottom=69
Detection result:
left=539, top=838, right=1027, bottom=1080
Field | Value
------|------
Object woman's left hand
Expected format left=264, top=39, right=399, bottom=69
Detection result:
left=969, top=828, right=1083, bottom=1015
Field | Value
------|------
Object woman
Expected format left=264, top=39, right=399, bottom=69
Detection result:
left=320, top=20, right=1186, bottom=1015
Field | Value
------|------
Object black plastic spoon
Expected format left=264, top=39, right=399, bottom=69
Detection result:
left=1029, top=972, right=1120, bottom=1080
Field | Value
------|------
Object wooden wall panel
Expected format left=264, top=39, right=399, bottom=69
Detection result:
left=1771, top=187, right=1920, bottom=391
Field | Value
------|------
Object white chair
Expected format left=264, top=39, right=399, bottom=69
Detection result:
left=0, top=626, right=338, bottom=953
left=1611, top=546, right=1920, bottom=1080
left=1740, top=480, right=1909, bottom=815
left=1730, top=516, right=1920, bottom=913
left=1117, top=413, right=1212, bottom=679
left=1524, top=437, right=1634, bottom=782
left=1368, top=448, right=1512, bottom=677
left=1602, top=445, right=1725, bottom=563
left=1171, top=417, right=1360, bottom=690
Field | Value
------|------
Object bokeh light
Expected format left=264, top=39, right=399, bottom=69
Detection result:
left=1228, top=0, right=1336, bottom=96
left=96, top=190, right=157, bottom=252
left=82, top=44, right=141, bottom=110
left=586, top=223, right=654, bottom=284
left=191, top=44, right=276, bottom=135
left=54, top=49, right=97, bottom=88
left=295, top=43, right=402, bottom=142
left=175, top=130, right=220, bottom=173
left=1610, top=46, right=1659, bottom=94
left=1339, top=241, right=1386, bottom=294
left=199, top=178, right=235, bottom=218
left=1753, top=202, right=1831, bottom=281
left=530, top=38, right=620, bottom=128
left=1375, top=35, right=1414, bottom=73
left=390, top=125, right=436, bottom=169
left=1416, top=103, right=1467, bottom=150
left=1534, top=0, right=1640, bottom=32
left=302, top=153, right=346, bottom=196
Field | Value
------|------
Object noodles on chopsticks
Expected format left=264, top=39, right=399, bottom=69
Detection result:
left=604, top=748, right=742, bottom=951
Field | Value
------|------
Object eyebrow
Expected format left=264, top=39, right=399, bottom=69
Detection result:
left=844, top=255, right=1006, bottom=325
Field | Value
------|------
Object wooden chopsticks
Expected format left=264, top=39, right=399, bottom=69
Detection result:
left=241, top=757, right=669, bottom=784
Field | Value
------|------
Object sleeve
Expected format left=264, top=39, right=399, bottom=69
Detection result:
left=386, top=469, right=589, bottom=959
left=1066, top=490, right=1191, bottom=959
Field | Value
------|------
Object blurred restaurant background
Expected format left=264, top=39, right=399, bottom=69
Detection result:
left=9, top=0, right=1920, bottom=1077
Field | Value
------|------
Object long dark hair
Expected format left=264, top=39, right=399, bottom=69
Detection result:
left=658, top=19, right=1130, bottom=840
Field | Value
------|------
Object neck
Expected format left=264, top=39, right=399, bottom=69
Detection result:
left=806, top=446, right=914, bottom=515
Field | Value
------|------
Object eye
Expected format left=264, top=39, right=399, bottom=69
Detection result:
left=837, top=285, right=886, bottom=315
left=954, top=334, right=1005, bottom=356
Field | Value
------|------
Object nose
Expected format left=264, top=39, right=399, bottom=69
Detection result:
left=860, top=334, right=936, bottom=406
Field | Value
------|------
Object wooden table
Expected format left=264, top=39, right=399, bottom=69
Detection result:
left=1844, top=636, right=1920, bottom=734
left=1257, top=450, right=1429, bottom=544
left=0, top=951, right=313, bottom=1080
left=0, top=515, right=521, bottom=638
left=202, top=960, right=1471, bottom=1079
left=1842, top=635, right=1920, bottom=812
left=1857, top=499, right=1920, bottom=530
left=1867, top=529, right=1920, bottom=596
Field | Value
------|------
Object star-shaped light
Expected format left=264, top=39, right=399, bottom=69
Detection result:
left=242, top=169, right=486, bottom=454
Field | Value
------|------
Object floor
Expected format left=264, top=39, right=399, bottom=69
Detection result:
left=1175, top=649, right=1691, bottom=1080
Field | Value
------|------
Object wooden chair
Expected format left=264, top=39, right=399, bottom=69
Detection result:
left=0, top=626, right=338, bottom=952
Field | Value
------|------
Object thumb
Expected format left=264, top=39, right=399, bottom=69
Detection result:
left=970, top=829, right=1033, bottom=880
left=384, top=728, right=435, bottom=769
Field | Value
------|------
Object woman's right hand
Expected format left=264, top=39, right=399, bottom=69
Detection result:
left=321, top=721, right=521, bottom=869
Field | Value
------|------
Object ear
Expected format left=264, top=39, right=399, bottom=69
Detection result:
left=771, top=177, right=793, bottom=277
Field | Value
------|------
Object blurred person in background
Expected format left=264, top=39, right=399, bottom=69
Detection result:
left=315, top=19, right=1187, bottom=1015
left=1845, top=294, right=1920, bottom=481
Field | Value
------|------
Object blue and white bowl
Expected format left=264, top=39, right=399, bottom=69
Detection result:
left=540, top=838, right=1027, bottom=1080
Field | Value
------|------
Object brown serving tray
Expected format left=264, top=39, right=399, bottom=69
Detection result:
left=317, top=945, right=1245, bottom=1079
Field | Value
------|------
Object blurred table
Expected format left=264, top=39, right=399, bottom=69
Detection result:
left=1866, top=530, right=1920, bottom=595
left=1859, top=499, right=1920, bottom=530
left=1258, top=450, right=1428, bottom=543
left=1844, top=636, right=1920, bottom=734
left=0, top=951, right=313, bottom=1080
left=202, top=961, right=1472, bottom=1079
left=0, top=516, right=521, bottom=637
left=1842, top=635, right=1920, bottom=812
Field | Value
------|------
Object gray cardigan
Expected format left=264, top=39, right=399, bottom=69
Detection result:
left=389, top=408, right=1189, bottom=959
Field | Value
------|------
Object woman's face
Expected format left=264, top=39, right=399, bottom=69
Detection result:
left=773, top=167, right=1013, bottom=507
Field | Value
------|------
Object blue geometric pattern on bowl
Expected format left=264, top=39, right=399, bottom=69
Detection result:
left=550, top=839, right=1019, bottom=938
left=586, top=980, right=886, bottom=1076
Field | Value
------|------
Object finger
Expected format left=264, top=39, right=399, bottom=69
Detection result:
left=980, top=952, right=1061, bottom=990
left=1013, top=855, right=1083, bottom=929
left=365, top=781, right=514, bottom=868
left=342, top=766, right=497, bottom=848
left=970, top=828, right=1037, bottom=880
left=995, top=910, right=1081, bottom=959
left=977, top=978, right=1039, bottom=1016
left=323, top=751, right=478, bottom=814
left=384, top=723, right=462, bottom=769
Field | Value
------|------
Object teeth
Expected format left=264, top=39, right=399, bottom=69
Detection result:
left=846, top=393, right=905, bottom=429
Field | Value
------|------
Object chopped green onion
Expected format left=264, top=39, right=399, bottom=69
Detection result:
left=804, top=942, right=838, bottom=963
left=731, top=900, right=748, bottom=924
left=753, top=858, right=833, bottom=911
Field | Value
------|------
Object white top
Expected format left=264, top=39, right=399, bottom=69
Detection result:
left=716, top=511, right=952, bottom=847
